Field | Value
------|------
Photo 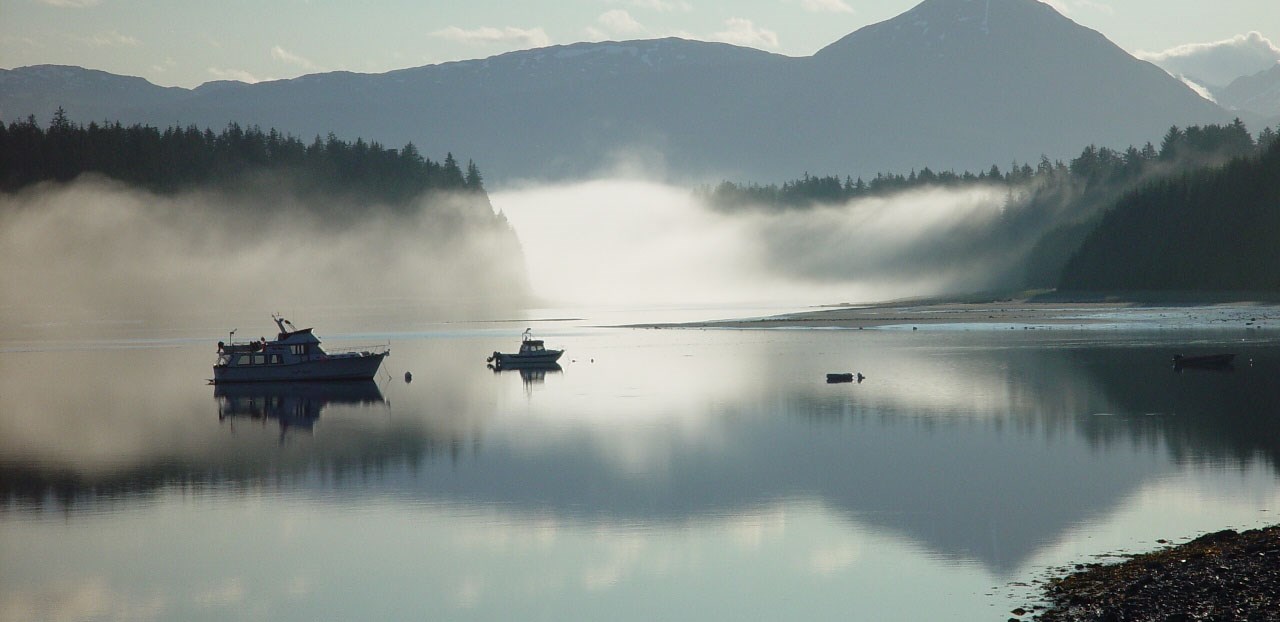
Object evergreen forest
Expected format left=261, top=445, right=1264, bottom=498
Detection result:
left=706, top=120, right=1280, bottom=293
left=0, top=108, right=485, bottom=207
left=1058, top=136, right=1280, bottom=292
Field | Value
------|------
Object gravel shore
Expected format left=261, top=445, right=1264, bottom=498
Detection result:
left=1027, top=526, right=1280, bottom=621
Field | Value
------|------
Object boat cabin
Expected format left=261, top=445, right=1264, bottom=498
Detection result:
left=520, top=340, right=549, bottom=355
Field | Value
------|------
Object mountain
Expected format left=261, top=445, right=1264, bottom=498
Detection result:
left=0, top=64, right=190, bottom=123
left=1216, top=64, right=1280, bottom=122
left=0, top=0, right=1234, bottom=184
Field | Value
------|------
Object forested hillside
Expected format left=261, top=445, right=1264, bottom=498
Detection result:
left=1059, top=137, right=1280, bottom=292
left=0, top=108, right=484, bottom=208
left=0, top=111, right=529, bottom=320
left=706, top=121, right=1280, bottom=291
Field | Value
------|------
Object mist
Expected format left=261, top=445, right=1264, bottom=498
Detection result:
left=495, top=178, right=1025, bottom=309
left=0, top=175, right=527, bottom=334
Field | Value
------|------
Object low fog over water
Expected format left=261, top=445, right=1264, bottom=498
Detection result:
left=0, top=175, right=526, bottom=333
left=496, top=178, right=1019, bottom=308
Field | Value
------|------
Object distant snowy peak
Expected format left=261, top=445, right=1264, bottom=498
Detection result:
left=1217, top=63, right=1280, bottom=119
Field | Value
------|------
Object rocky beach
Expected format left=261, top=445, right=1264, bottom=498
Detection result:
left=1027, top=526, right=1280, bottom=621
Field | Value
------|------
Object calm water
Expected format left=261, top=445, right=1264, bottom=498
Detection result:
left=3, top=310, right=1280, bottom=621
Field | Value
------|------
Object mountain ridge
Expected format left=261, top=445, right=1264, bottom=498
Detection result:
left=0, top=0, right=1238, bottom=184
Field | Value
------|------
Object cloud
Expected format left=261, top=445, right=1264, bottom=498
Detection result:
left=598, top=10, right=645, bottom=36
left=1137, top=31, right=1280, bottom=88
left=206, top=67, right=267, bottom=83
left=76, top=31, right=140, bottom=47
left=623, top=0, right=693, bottom=11
left=431, top=26, right=551, bottom=48
left=150, top=57, right=176, bottom=75
left=39, top=0, right=101, bottom=6
left=799, top=0, right=854, bottom=14
left=271, top=45, right=318, bottom=70
left=1175, top=75, right=1217, bottom=103
left=711, top=18, right=779, bottom=49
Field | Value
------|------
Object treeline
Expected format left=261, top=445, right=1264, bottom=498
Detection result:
left=702, top=120, right=1280, bottom=292
left=0, top=108, right=485, bottom=205
left=1058, top=136, right=1280, bottom=292
left=704, top=120, right=1274, bottom=210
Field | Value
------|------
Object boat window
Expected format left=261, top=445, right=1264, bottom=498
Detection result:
left=253, top=355, right=266, bottom=365
left=290, top=345, right=308, bottom=355
left=236, top=355, right=251, bottom=365
left=269, top=354, right=281, bottom=364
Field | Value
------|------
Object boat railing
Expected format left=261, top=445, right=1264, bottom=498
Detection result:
left=323, top=343, right=390, bottom=357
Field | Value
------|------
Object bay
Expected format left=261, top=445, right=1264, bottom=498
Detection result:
left=2, top=310, right=1279, bottom=621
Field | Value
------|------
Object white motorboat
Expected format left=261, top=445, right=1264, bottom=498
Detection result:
left=212, top=315, right=388, bottom=383
left=487, top=328, right=563, bottom=368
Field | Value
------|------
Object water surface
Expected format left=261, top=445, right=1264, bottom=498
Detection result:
left=3, top=312, right=1279, bottom=620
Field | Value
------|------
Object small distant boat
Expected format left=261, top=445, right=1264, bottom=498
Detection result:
left=1172, top=353, right=1235, bottom=370
left=487, top=328, right=563, bottom=368
left=212, top=315, right=389, bottom=383
left=826, top=372, right=864, bottom=384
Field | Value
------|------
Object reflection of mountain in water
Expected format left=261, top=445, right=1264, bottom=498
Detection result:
left=6, top=335, right=1280, bottom=577
left=216, top=381, right=386, bottom=436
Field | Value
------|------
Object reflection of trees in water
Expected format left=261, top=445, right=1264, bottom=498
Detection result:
left=1070, top=344, right=1280, bottom=472
left=0, top=381, right=480, bottom=512
left=6, top=338, right=1280, bottom=577
left=792, top=340, right=1280, bottom=471
left=776, top=341, right=1280, bottom=573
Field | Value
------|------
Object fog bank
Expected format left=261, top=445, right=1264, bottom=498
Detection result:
left=0, top=176, right=526, bottom=334
left=495, top=179, right=1017, bottom=308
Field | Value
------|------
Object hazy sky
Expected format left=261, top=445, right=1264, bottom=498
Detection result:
left=1, top=0, right=1277, bottom=88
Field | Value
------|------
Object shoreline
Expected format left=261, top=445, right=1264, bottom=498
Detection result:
left=1027, top=525, right=1280, bottom=620
left=636, top=298, right=1280, bottom=331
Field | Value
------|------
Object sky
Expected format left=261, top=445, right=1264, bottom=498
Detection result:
left=1, top=0, right=1277, bottom=89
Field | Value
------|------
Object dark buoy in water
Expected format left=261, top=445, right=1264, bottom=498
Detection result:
left=404, top=371, right=413, bottom=383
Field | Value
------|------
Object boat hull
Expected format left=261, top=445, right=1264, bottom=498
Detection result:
left=491, top=351, right=563, bottom=367
left=212, top=352, right=388, bottom=383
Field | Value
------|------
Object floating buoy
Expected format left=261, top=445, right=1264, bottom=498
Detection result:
left=404, top=371, right=413, bottom=383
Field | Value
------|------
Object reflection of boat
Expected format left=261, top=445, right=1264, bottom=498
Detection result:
left=213, top=315, right=388, bottom=383
left=491, top=361, right=561, bottom=379
left=1172, top=353, right=1236, bottom=370
left=490, top=361, right=562, bottom=390
left=486, top=329, right=563, bottom=368
left=215, top=380, right=386, bottom=433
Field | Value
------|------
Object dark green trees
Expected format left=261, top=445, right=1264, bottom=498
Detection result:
left=1058, top=138, right=1280, bottom=292
left=0, top=112, right=484, bottom=206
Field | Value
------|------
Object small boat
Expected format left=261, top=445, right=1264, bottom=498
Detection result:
left=212, top=315, right=389, bottom=383
left=487, top=328, right=563, bottom=368
left=826, top=372, right=865, bottom=384
left=1172, top=353, right=1235, bottom=370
